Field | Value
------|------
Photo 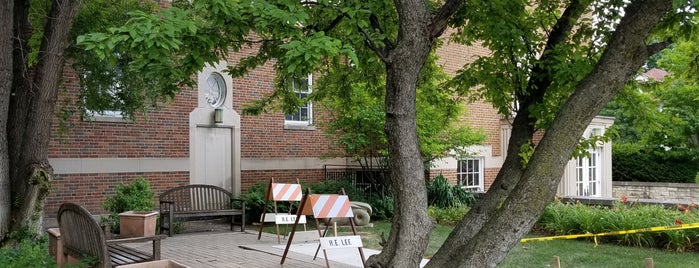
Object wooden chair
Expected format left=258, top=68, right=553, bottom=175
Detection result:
left=57, top=202, right=166, bottom=267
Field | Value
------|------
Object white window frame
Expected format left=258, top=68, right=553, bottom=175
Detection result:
left=575, top=147, right=602, bottom=197
left=284, top=74, right=313, bottom=127
left=457, top=157, right=484, bottom=192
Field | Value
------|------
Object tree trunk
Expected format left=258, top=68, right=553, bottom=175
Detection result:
left=426, top=0, right=672, bottom=266
left=365, top=1, right=438, bottom=267
left=0, top=0, right=15, bottom=240
left=9, top=0, right=32, bottom=185
left=426, top=2, right=587, bottom=266
left=6, top=0, right=80, bottom=241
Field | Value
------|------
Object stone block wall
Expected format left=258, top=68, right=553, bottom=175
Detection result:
left=613, top=181, right=699, bottom=203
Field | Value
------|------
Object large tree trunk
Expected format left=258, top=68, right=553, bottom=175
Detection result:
left=427, top=0, right=673, bottom=267
left=364, top=3, right=435, bottom=268
left=364, top=0, right=464, bottom=266
left=5, top=0, right=80, bottom=241
left=426, top=1, right=587, bottom=265
left=0, top=0, right=15, bottom=240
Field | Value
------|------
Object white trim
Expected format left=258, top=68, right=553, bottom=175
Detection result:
left=49, top=158, right=189, bottom=174
left=49, top=157, right=353, bottom=174
left=242, top=157, right=349, bottom=170
left=432, top=145, right=503, bottom=170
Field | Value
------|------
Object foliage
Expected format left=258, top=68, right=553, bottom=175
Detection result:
left=320, top=54, right=486, bottom=168
left=426, top=174, right=475, bottom=208
left=600, top=32, right=699, bottom=178
left=65, top=0, right=159, bottom=121
left=612, top=143, right=698, bottom=183
left=428, top=205, right=469, bottom=226
left=0, top=236, right=56, bottom=268
left=101, top=177, right=155, bottom=232
left=537, top=200, right=699, bottom=251
left=365, top=194, right=394, bottom=221
left=239, top=181, right=279, bottom=224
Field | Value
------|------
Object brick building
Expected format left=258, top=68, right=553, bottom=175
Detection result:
left=45, top=20, right=613, bottom=218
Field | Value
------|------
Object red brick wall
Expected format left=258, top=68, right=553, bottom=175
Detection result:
left=228, top=45, right=340, bottom=158
left=434, top=30, right=504, bottom=187
left=49, top=67, right=195, bottom=158
left=46, top=172, right=189, bottom=216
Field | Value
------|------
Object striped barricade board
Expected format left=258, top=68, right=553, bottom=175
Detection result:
left=301, top=194, right=354, bottom=218
left=269, top=183, right=303, bottom=201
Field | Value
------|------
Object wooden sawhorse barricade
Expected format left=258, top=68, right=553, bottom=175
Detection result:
left=281, top=189, right=366, bottom=268
left=257, top=179, right=305, bottom=243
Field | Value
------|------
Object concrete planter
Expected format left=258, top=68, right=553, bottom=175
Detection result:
left=119, top=211, right=159, bottom=238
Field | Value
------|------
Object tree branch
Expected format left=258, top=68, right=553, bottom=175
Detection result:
left=543, top=0, right=586, bottom=51
left=646, top=39, right=672, bottom=56
left=358, top=26, right=389, bottom=62
left=428, top=0, right=463, bottom=38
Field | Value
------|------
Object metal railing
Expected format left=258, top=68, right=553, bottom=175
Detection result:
left=323, top=164, right=390, bottom=198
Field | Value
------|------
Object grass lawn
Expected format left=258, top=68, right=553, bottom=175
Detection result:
left=264, top=221, right=699, bottom=267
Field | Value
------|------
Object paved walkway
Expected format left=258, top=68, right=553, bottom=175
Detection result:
left=127, top=230, right=364, bottom=268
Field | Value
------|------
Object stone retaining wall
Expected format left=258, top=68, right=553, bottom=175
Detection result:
left=612, top=181, right=699, bottom=203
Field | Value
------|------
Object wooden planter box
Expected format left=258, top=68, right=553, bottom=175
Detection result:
left=119, top=211, right=159, bottom=238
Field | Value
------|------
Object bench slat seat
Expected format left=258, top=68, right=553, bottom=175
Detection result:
left=159, top=184, right=246, bottom=236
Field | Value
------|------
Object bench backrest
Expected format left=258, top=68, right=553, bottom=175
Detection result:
left=159, top=184, right=234, bottom=212
left=58, top=202, right=111, bottom=268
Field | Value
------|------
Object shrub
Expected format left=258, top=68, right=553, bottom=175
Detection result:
left=537, top=200, right=699, bottom=251
left=101, top=177, right=155, bottom=232
left=426, top=174, right=475, bottom=208
left=240, top=181, right=287, bottom=223
left=0, top=235, right=56, bottom=268
left=613, top=143, right=699, bottom=183
left=366, top=194, right=394, bottom=221
left=428, top=205, right=469, bottom=226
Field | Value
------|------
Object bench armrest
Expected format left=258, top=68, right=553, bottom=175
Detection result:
left=106, top=234, right=167, bottom=245
left=231, top=198, right=246, bottom=210
left=159, top=200, right=174, bottom=213
left=107, top=234, right=167, bottom=260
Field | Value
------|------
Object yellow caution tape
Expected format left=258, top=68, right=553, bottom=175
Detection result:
left=521, top=222, right=699, bottom=246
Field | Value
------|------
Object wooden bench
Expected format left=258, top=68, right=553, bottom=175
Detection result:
left=57, top=202, right=166, bottom=268
left=159, top=184, right=246, bottom=237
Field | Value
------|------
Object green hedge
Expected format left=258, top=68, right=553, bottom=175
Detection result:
left=612, top=143, right=698, bottom=183
left=537, top=200, right=699, bottom=251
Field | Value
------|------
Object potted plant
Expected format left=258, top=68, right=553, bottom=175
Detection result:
left=102, top=177, right=158, bottom=238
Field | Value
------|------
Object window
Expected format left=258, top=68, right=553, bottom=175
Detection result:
left=575, top=148, right=602, bottom=197
left=83, top=72, right=125, bottom=121
left=457, top=158, right=484, bottom=191
left=82, top=55, right=126, bottom=121
left=284, top=74, right=313, bottom=125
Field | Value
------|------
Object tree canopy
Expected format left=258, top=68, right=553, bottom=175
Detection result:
left=2, top=1, right=697, bottom=268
